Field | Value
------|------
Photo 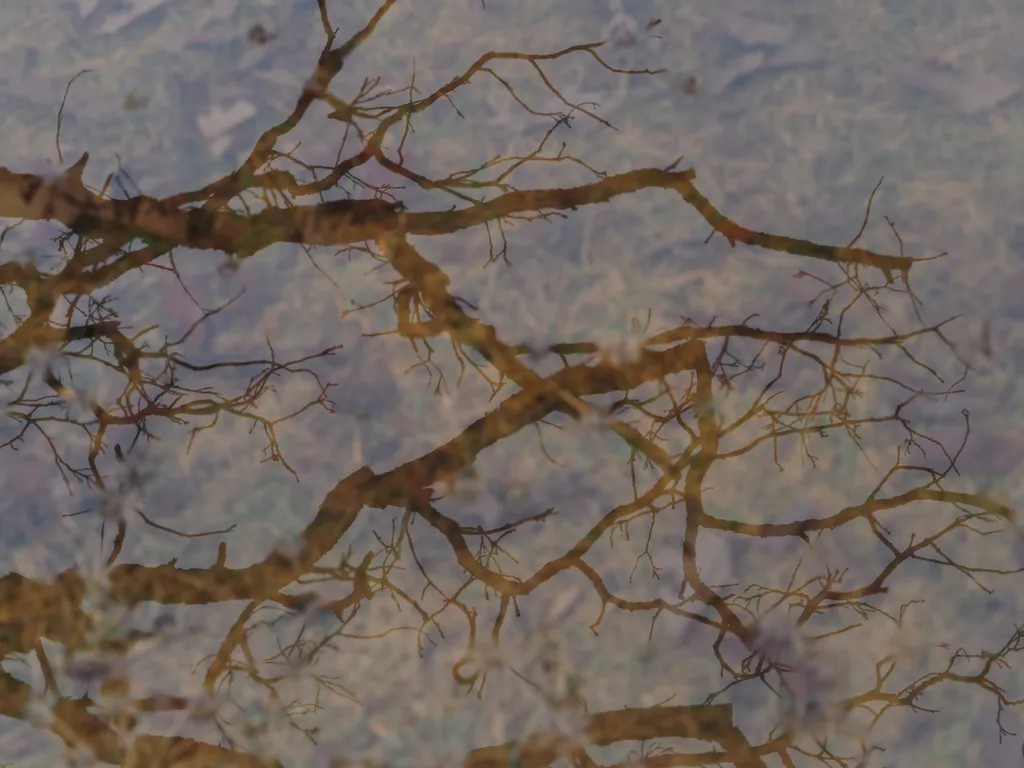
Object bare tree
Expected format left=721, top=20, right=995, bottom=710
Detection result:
left=0, top=2, right=1014, bottom=767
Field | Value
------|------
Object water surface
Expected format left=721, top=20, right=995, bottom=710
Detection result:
left=1, top=1, right=1023, bottom=766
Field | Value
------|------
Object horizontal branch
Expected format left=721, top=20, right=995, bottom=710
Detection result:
left=0, top=163, right=913, bottom=279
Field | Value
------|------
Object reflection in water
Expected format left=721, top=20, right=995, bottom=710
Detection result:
left=0, top=1, right=1021, bottom=767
